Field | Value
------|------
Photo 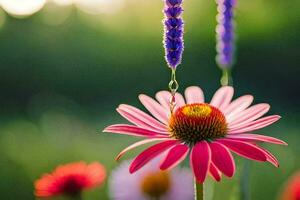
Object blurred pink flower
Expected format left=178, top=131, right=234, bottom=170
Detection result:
left=34, top=161, right=106, bottom=198
left=109, top=159, right=194, bottom=200
left=279, top=171, right=300, bottom=200
left=104, top=86, right=287, bottom=183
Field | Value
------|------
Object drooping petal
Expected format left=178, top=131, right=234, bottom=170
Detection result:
left=103, top=124, right=167, bottom=138
left=156, top=91, right=185, bottom=110
left=209, top=162, right=222, bottom=182
left=229, top=115, right=281, bottom=134
left=115, top=138, right=170, bottom=160
left=190, top=141, right=211, bottom=183
left=254, top=145, right=279, bottom=167
left=227, top=103, right=270, bottom=125
left=226, top=133, right=287, bottom=145
left=160, top=144, right=189, bottom=170
left=139, top=94, right=169, bottom=124
left=117, top=104, right=168, bottom=132
left=210, top=86, right=234, bottom=111
left=217, top=138, right=267, bottom=161
left=129, top=140, right=178, bottom=173
left=223, top=95, right=254, bottom=116
left=184, top=86, right=205, bottom=104
left=209, top=142, right=235, bottom=177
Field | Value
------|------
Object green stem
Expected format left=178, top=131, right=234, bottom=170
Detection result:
left=194, top=179, right=204, bottom=200
left=240, top=160, right=251, bottom=200
left=220, top=69, right=233, bottom=86
left=69, top=193, right=83, bottom=200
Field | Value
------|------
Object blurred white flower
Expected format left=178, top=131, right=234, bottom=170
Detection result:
left=109, top=159, right=194, bottom=200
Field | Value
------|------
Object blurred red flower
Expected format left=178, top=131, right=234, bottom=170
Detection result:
left=279, top=171, right=300, bottom=200
left=34, top=161, right=106, bottom=198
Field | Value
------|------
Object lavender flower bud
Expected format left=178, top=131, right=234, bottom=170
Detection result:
left=163, top=0, right=184, bottom=69
left=216, top=0, right=236, bottom=69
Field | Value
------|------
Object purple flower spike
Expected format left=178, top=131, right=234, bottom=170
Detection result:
left=216, top=0, right=236, bottom=69
left=163, top=0, right=184, bottom=69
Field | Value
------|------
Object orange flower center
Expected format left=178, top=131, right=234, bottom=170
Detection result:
left=140, top=171, right=170, bottom=198
left=169, top=103, right=228, bottom=145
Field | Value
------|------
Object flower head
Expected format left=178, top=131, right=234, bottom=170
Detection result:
left=104, top=86, right=287, bottom=183
left=169, top=103, right=228, bottom=145
left=279, top=171, right=300, bottom=200
left=216, top=0, right=236, bottom=68
left=109, top=159, right=193, bottom=200
left=34, top=161, right=106, bottom=198
left=163, top=0, right=184, bottom=68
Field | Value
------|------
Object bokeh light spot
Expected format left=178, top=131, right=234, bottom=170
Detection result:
left=0, top=0, right=46, bottom=17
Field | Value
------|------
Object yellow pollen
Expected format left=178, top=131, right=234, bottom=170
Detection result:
left=140, top=171, right=170, bottom=198
left=182, top=104, right=212, bottom=118
left=169, top=103, right=228, bottom=145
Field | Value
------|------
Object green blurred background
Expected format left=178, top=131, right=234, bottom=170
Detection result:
left=0, top=0, right=299, bottom=199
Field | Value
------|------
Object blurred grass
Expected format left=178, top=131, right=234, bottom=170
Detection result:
left=0, top=0, right=299, bottom=199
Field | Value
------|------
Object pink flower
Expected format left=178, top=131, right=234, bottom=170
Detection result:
left=104, top=86, right=287, bottom=183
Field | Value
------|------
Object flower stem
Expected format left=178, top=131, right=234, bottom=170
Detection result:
left=220, top=69, right=233, bottom=86
left=240, top=160, right=251, bottom=200
left=71, top=193, right=83, bottom=200
left=194, top=179, right=204, bottom=200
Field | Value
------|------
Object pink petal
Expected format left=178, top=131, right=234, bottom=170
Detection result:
left=117, top=104, right=167, bottom=132
left=210, top=86, right=234, bottom=111
left=129, top=140, right=178, bottom=173
left=160, top=144, right=189, bottom=170
left=226, top=133, right=287, bottom=145
left=184, top=86, right=205, bottom=104
left=139, top=94, right=169, bottom=124
left=223, top=95, right=254, bottom=116
left=229, top=115, right=281, bottom=134
left=155, top=91, right=170, bottom=108
left=217, top=138, right=267, bottom=161
left=190, top=141, right=211, bottom=183
left=254, top=145, right=279, bottom=167
left=155, top=91, right=186, bottom=110
left=209, top=142, right=235, bottom=177
left=174, top=93, right=186, bottom=107
left=103, top=124, right=167, bottom=138
left=115, top=138, right=170, bottom=160
left=209, top=162, right=222, bottom=182
left=227, top=103, right=270, bottom=125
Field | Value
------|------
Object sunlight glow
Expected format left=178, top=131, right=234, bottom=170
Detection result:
left=74, top=0, right=124, bottom=15
left=41, top=2, right=72, bottom=26
left=0, top=0, right=125, bottom=18
left=0, top=0, right=46, bottom=17
left=52, top=0, right=74, bottom=6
